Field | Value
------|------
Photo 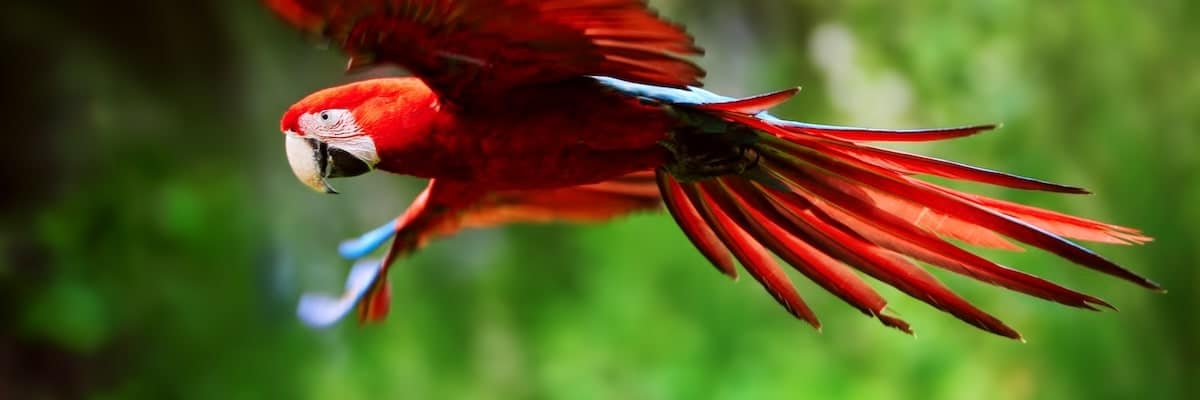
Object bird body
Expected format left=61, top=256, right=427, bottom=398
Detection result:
left=286, top=76, right=674, bottom=189
left=267, top=0, right=1156, bottom=339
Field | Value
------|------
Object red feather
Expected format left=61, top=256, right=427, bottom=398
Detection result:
left=754, top=165, right=1112, bottom=310
left=694, top=87, right=800, bottom=115
left=680, top=182, right=820, bottom=328
left=265, top=0, right=705, bottom=104
left=688, top=176, right=1017, bottom=338
left=777, top=122, right=996, bottom=142
left=656, top=173, right=737, bottom=279
left=820, top=142, right=1090, bottom=194
left=942, top=187, right=1151, bottom=245
left=271, top=1, right=1156, bottom=337
left=714, top=178, right=913, bottom=334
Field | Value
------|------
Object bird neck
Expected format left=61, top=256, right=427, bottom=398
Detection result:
left=352, top=80, right=444, bottom=178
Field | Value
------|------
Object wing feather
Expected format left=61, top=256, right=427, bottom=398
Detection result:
left=265, top=0, right=704, bottom=105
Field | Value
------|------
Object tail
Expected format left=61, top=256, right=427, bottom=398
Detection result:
left=659, top=89, right=1156, bottom=340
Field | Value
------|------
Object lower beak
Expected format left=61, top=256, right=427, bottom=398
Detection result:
left=285, top=134, right=373, bottom=194
left=286, top=134, right=337, bottom=193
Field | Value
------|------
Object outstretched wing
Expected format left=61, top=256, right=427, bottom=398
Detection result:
left=454, top=170, right=662, bottom=233
left=299, top=172, right=661, bottom=327
left=264, top=0, right=705, bottom=106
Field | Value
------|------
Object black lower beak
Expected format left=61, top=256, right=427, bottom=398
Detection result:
left=307, top=138, right=370, bottom=180
left=325, top=146, right=371, bottom=179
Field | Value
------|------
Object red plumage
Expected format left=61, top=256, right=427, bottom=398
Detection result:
left=267, top=0, right=1156, bottom=338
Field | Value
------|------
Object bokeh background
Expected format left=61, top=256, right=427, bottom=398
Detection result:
left=1, top=1, right=1197, bottom=399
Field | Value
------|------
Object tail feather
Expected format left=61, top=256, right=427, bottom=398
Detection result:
left=715, top=178, right=1019, bottom=338
left=759, top=148, right=1023, bottom=251
left=655, top=89, right=1156, bottom=338
left=755, top=161, right=1113, bottom=310
left=679, top=181, right=821, bottom=328
left=707, top=177, right=912, bottom=333
left=775, top=121, right=995, bottom=142
left=695, top=87, right=800, bottom=114
left=940, top=187, right=1152, bottom=245
left=657, top=174, right=737, bottom=279
left=736, top=113, right=1089, bottom=195
left=756, top=134, right=1158, bottom=290
left=717, top=178, right=918, bottom=333
left=821, top=143, right=1090, bottom=194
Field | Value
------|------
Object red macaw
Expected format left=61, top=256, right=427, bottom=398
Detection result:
left=265, top=0, right=1157, bottom=339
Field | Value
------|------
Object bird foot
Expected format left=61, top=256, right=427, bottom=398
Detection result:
left=661, top=123, right=761, bottom=182
left=664, top=144, right=761, bottom=182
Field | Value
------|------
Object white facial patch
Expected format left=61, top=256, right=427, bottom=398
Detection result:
left=297, top=109, right=380, bottom=167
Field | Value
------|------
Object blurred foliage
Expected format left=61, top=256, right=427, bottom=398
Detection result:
left=1, top=0, right=1196, bottom=399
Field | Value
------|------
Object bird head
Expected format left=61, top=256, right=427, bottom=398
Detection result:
left=279, top=77, right=435, bottom=193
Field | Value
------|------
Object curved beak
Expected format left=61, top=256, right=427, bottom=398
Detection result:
left=285, top=133, right=372, bottom=194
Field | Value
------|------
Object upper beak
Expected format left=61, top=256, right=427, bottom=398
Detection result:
left=285, top=134, right=372, bottom=194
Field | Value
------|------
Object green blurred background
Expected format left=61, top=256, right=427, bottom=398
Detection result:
left=1, top=1, right=1196, bottom=399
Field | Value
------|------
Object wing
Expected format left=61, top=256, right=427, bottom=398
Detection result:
left=456, top=170, right=662, bottom=231
left=264, top=0, right=705, bottom=106
left=299, top=172, right=661, bottom=326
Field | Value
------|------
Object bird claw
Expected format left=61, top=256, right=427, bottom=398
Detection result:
left=338, top=219, right=399, bottom=260
left=297, top=258, right=383, bottom=328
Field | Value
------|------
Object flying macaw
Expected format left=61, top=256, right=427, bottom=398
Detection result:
left=265, top=0, right=1157, bottom=339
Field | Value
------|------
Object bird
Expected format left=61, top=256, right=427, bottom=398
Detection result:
left=264, top=0, right=1157, bottom=340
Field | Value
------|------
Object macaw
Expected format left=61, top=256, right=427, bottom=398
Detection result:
left=265, top=0, right=1157, bottom=339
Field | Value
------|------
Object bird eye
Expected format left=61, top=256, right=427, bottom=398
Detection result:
left=305, top=109, right=354, bottom=133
